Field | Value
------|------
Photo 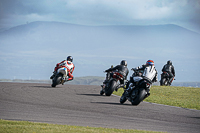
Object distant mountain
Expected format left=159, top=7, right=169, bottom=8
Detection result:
left=0, top=21, right=199, bottom=82
left=0, top=28, right=10, bottom=32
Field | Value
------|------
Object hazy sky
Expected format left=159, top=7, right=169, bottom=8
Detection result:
left=0, top=0, right=200, bottom=33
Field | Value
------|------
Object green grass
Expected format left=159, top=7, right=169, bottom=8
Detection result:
left=113, top=86, right=200, bottom=110
left=0, top=119, right=164, bottom=133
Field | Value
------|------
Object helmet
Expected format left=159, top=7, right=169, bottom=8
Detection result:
left=146, top=60, right=154, bottom=65
left=120, top=60, right=127, bottom=66
left=67, top=56, right=73, bottom=62
left=167, top=60, right=172, bottom=65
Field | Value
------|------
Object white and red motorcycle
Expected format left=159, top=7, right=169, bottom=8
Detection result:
left=51, top=67, right=69, bottom=87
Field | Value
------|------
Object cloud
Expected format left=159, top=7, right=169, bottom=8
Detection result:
left=63, top=0, right=200, bottom=20
left=0, top=0, right=200, bottom=32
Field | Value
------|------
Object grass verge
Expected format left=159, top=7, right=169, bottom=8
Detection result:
left=0, top=119, right=164, bottom=133
left=113, top=86, right=200, bottom=110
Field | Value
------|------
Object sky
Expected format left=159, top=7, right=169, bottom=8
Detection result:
left=0, top=0, right=200, bottom=33
left=0, top=0, right=200, bottom=82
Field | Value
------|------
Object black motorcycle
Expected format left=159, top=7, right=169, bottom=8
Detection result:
left=120, top=69, right=151, bottom=105
left=160, top=71, right=174, bottom=86
left=100, top=71, right=124, bottom=96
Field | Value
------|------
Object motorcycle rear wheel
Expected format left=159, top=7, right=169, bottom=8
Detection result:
left=160, top=78, right=168, bottom=86
left=51, top=74, right=62, bottom=87
left=131, top=88, right=146, bottom=105
left=105, top=80, right=117, bottom=96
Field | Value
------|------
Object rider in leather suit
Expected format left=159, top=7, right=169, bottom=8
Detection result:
left=50, top=56, right=75, bottom=81
left=104, top=60, right=129, bottom=91
left=125, top=60, right=158, bottom=96
left=162, top=60, right=175, bottom=85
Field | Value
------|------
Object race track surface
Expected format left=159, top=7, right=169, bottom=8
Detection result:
left=0, top=82, right=200, bottom=133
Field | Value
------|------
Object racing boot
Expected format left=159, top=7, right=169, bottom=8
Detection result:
left=100, top=88, right=105, bottom=95
left=115, top=84, right=125, bottom=91
left=100, top=83, right=106, bottom=95
left=101, top=79, right=109, bottom=88
left=168, top=77, right=174, bottom=85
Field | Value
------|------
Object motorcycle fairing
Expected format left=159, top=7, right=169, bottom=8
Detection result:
left=133, top=76, right=143, bottom=82
left=57, top=67, right=68, bottom=75
left=162, top=71, right=169, bottom=78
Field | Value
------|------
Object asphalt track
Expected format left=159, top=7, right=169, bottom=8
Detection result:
left=0, top=82, right=200, bottom=133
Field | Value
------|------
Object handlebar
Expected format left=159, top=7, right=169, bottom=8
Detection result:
left=131, top=68, right=137, bottom=71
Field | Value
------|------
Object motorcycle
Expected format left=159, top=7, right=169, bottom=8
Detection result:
left=100, top=71, right=124, bottom=96
left=160, top=71, right=174, bottom=86
left=120, top=69, right=151, bottom=105
left=51, top=67, right=69, bottom=87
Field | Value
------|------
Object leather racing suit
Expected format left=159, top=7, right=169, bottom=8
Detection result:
left=54, top=60, right=75, bottom=81
left=125, top=64, right=158, bottom=95
left=105, top=64, right=129, bottom=90
left=162, top=64, right=175, bottom=84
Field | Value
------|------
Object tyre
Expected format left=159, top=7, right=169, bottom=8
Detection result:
left=131, top=88, right=146, bottom=105
left=160, top=78, right=168, bottom=86
left=105, top=80, right=117, bottom=96
left=51, top=74, right=62, bottom=87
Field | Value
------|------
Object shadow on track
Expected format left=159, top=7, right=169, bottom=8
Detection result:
left=191, top=117, right=200, bottom=119
left=77, top=93, right=104, bottom=96
left=31, top=86, right=54, bottom=89
left=91, top=101, right=132, bottom=106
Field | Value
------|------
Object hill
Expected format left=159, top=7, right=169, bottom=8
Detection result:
left=0, top=21, right=199, bottom=82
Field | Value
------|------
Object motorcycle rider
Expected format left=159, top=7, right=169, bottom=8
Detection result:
left=103, top=60, right=129, bottom=91
left=50, top=56, right=75, bottom=81
left=125, top=60, right=158, bottom=96
left=162, top=60, right=175, bottom=85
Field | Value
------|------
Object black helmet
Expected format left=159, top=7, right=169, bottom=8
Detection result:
left=167, top=60, right=172, bottom=65
left=67, top=56, right=73, bottom=62
left=120, top=60, right=127, bottom=66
